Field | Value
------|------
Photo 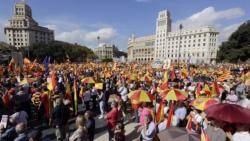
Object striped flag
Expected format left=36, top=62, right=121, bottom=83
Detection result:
left=73, top=79, right=78, bottom=115
left=167, top=101, right=174, bottom=128
left=155, top=101, right=164, bottom=123
left=195, top=82, right=201, bottom=98
left=201, top=128, right=211, bottom=141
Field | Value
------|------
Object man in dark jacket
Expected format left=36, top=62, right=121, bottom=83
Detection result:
left=51, top=98, right=69, bottom=141
left=85, top=111, right=95, bottom=141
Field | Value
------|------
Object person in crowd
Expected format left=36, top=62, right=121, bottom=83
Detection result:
left=114, top=122, right=125, bottom=141
left=91, top=87, right=98, bottom=110
left=237, top=95, right=250, bottom=109
left=174, top=102, right=187, bottom=127
left=186, top=110, right=203, bottom=133
left=140, top=114, right=157, bottom=141
left=0, top=115, right=18, bottom=141
left=117, top=83, right=128, bottom=113
left=204, top=120, right=226, bottom=141
left=27, top=129, right=42, bottom=141
left=10, top=105, right=29, bottom=125
left=105, top=101, right=119, bottom=141
left=220, top=90, right=228, bottom=103
left=69, top=115, right=89, bottom=141
left=14, top=122, right=29, bottom=141
left=235, top=80, right=246, bottom=99
left=139, top=103, right=152, bottom=125
left=84, top=111, right=95, bottom=141
left=98, top=89, right=106, bottom=119
left=0, top=124, right=4, bottom=139
left=51, top=98, right=69, bottom=141
left=83, top=89, right=91, bottom=111
left=225, top=89, right=238, bottom=104
left=226, top=125, right=250, bottom=141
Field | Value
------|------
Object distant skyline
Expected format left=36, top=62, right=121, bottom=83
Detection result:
left=0, top=0, right=249, bottom=50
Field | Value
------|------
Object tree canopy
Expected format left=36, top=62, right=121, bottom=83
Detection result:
left=20, top=41, right=96, bottom=63
left=0, top=41, right=96, bottom=64
left=217, top=21, right=250, bottom=63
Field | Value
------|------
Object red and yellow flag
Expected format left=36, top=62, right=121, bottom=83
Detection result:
left=73, top=80, right=78, bottom=115
left=155, top=101, right=164, bottom=123
left=201, top=128, right=211, bottom=141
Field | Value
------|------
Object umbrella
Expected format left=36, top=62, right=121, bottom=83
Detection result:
left=205, top=103, right=250, bottom=125
left=190, top=97, right=219, bottom=111
left=158, top=127, right=200, bottom=141
left=160, top=89, right=188, bottom=101
left=81, top=77, right=95, bottom=83
left=159, top=81, right=169, bottom=91
left=128, top=90, right=154, bottom=102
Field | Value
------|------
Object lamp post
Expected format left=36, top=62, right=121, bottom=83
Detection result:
left=178, top=24, right=183, bottom=68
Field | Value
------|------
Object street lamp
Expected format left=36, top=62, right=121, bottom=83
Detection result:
left=97, top=36, right=101, bottom=59
left=178, top=24, right=183, bottom=67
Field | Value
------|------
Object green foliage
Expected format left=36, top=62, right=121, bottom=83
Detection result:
left=102, top=58, right=113, bottom=62
left=217, top=21, right=250, bottom=63
left=19, top=41, right=96, bottom=63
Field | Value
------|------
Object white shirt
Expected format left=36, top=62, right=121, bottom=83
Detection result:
left=157, top=120, right=167, bottom=132
left=233, top=131, right=250, bottom=141
left=226, top=94, right=238, bottom=104
left=118, top=86, right=128, bottom=102
left=174, top=107, right=187, bottom=120
left=238, top=98, right=250, bottom=109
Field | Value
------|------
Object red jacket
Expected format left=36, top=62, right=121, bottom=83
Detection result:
left=107, top=107, right=118, bottom=129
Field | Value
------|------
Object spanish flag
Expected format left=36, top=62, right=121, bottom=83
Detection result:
left=155, top=101, right=164, bottom=123
left=195, top=82, right=201, bottom=98
left=95, top=83, right=103, bottom=90
left=73, top=80, right=78, bottom=115
left=163, top=70, right=168, bottom=82
left=167, top=101, right=174, bottom=128
left=211, top=81, right=219, bottom=97
left=203, top=84, right=211, bottom=97
left=65, top=82, right=72, bottom=101
left=201, top=128, right=211, bottom=141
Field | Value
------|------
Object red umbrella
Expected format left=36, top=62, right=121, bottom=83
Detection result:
left=205, top=103, right=250, bottom=124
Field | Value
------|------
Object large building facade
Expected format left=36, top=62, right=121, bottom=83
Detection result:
left=94, top=43, right=114, bottom=59
left=4, top=2, right=54, bottom=48
left=128, top=34, right=155, bottom=63
left=128, top=10, right=219, bottom=64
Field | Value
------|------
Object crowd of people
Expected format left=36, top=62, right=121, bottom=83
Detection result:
left=0, top=60, right=250, bottom=141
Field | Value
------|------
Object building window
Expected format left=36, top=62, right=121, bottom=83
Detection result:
left=203, top=43, right=206, bottom=46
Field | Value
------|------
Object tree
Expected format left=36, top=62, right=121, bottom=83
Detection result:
left=217, top=20, right=250, bottom=63
left=19, top=41, right=96, bottom=63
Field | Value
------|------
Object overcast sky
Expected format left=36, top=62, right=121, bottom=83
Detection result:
left=0, top=0, right=249, bottom=51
